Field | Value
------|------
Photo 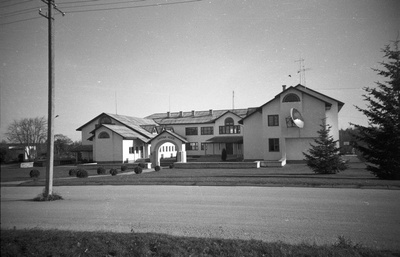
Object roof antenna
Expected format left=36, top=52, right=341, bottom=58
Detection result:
left=295, top=57, right=311, bottom=88
left=232, top=90, right=235, bottom=110
left=115, top=90, right=118, bottom=114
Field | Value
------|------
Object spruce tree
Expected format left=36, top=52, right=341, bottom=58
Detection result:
left=352, top=40, right=400, bottom=180
left=303, top=122, right=347, bottom=174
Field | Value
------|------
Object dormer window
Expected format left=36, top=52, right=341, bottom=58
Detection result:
left=283, top=93, right=300, bottom=102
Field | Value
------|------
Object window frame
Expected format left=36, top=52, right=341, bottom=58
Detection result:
left=268, top=138, right=280, bottom=152
left=201, top=126, right=214, bottom=135
left=186, top=142, right=199, bottom=151
left=268, top=115, right=279, bottom=126
left=185, top=127, right=198, bottom=136
left=219, top=125, right=241, bottom=134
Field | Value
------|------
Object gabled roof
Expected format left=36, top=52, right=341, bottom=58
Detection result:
left=148, top=130, right=188, bottom=144
left=295, top=85, right=344, bottom=111
left=145, top=108, right=258, bottom=125
left=240, top=84, right=344, bottom=123
left=76, top=112, right=156, bottom=139
left=97, top=124, right=153, bottom=142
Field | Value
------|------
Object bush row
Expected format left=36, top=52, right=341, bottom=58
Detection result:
left=67, top=163, right=150, bottom=178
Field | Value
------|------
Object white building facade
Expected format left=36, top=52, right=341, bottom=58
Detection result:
left=241, top=85, right=343, bottom=164
left=76, top=85, right=343, bottom=166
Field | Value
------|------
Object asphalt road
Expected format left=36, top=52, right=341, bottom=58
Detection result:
left=1, top=186, right=400, bottom=250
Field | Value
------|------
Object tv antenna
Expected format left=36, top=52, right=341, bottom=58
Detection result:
left=295, top=57, right=311, bottom=87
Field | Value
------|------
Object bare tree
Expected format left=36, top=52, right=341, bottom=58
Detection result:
left=6, top=117, right=47, bottom=161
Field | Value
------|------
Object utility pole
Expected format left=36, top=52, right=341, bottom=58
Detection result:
left=39, top=0, right=64, bottom=196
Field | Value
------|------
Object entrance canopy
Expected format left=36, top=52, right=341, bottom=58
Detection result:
left=148, top=130, right=188, bottom=167
left=206, top=136, right=243, bottom=144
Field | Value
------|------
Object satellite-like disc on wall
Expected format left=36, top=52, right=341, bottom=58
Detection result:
left=290, top=108, right=304, bottom=128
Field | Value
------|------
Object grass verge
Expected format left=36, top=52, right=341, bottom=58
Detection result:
left=1, top=229, right=398, bottom=257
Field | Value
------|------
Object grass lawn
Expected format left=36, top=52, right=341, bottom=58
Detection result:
left=2, top=162, right=400, bottom=256
left=1, top=229, right=398, bottom=257
left=1, top=162, right=400, bottom=189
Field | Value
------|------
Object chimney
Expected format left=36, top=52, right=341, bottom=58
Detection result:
left=179, top=111, right=183, bottom=117
left=167, top=111, right=170, bottom=118
left=209, top=109, right=213, bottom=116
left=191, top=110, right=195, bottom=117
left=282, top=85, right=286, bottom=91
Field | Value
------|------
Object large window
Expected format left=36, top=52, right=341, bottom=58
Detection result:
left=268, top=115, right=279, bottom=126
left=201, top=127, right=214, bottom=135
left=269, top=138, right=280, bottom=152
left=185, top=127, right=198, bottom=135
left=186, top=142, right=198, bottom=151
left=219, top=125, right=241, bottom=134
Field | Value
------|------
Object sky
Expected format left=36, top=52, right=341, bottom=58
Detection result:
left=1, top=0, right=399, bottom=142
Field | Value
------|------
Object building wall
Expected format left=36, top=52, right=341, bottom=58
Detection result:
left=166, top=112, right=243, bottom=156
left=94, top=127, right=123, bottom=162
left=243, top=111, right=263, bottom=160
left=122, top=139, right=147, bottom=163
left=244, top=88, right=337, bottom=161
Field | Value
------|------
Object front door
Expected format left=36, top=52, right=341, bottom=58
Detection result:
left=226, top=143, right=233, bottom=155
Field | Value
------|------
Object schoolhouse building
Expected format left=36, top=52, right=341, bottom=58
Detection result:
left=76, top=84, right=344, bottom=167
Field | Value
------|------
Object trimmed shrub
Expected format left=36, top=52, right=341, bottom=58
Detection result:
left=169, top=163, right=174, bottom=169
left=110, top=168, right=118, bottom=176
left=97, top=167, right=106, bottom=175
left=134, top=166, right=142, bottom=174
left=30, top=169, right=40, bottom=179
left=76, top=169, right=88, bottom=178
left=69, top=169, right=77, bottom=176
left=155, top=166, right=161, bottom=172
left=121, top=165, right=127, bottom=172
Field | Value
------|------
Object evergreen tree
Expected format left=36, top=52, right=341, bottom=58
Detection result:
left=303, top=122, right=347, bottom=174
left=352, top=40, right=400, bottom=180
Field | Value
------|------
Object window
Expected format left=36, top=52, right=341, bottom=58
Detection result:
left=185, top=127, right=198, bottom=135
left=186, top=142, right=199, bottom=151
left=225, top=117, right=234, bottom=125
left=201, top=127, right=214, bottom=135
left=129, top=147, right=134, bottom=154
left=201, top=143, right=207, bottom=151
left=269, top=138, right=280, bottom=152
left=219, top=125, right=241, bottom=134
left=98, top=131, right=110, bottom=139
left=268, top=115, right=279, bottom=126
left=282, top=93, right=300, bottom=102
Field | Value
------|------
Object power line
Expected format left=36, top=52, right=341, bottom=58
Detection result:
left=0, top=0, right=33, bottom=9
left=0, top=0, right=202, bottom=26
left=59, top=0, right=146, bottom=7
left=0, top=6, right=39, bottom=18
left=63, top=0, right=202, bottom=14
left=0, top=16, right=41, bottom=25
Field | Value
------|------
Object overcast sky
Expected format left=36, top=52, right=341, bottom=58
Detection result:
left=1, top=0, right=399, bottom=142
